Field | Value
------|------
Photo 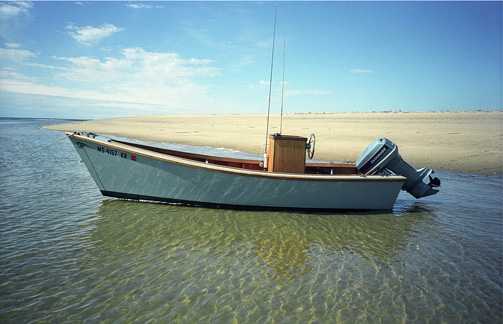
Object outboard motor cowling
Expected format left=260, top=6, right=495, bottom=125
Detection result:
left=356, top=138, right=440, bottom=198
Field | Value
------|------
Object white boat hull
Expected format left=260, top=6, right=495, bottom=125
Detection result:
left=68, top=133, right=405, bottom=210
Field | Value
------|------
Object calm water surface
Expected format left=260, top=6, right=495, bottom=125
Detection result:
left=1, top=120, right=502, bottom=323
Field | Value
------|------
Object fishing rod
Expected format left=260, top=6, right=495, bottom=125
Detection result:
left=264, top=5, right=277, bottom=159
left=280, top=37, right=285, bottom=135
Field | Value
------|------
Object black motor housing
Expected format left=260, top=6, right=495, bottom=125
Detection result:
left=356, top=138, right=440, bottom=198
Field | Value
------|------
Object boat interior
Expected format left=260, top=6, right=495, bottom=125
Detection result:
left=109, top=138, right=359, bottom=175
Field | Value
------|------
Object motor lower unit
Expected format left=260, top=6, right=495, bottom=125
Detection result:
left=356, top=138, right=441, bottom=199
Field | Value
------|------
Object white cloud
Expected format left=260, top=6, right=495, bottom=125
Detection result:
left=14, top=1, right=33, bottom=11
left=5, top=43, right=21, bottom=49
left=0, top=47, right=221, bottom=116
left=0, top=80, right=169, bottom=118
left=54, top=47, right=218, bottom=84
left=126, top=3, right=163, bottom=9
left=350, top=69, right=374, bottom=74
left=0, top=78, right=113, bottom=102
left=0, top=47, right=36, bottom=64
left=0, top=1, right=32, bottom=18
left=66, top=24, right=125, bottom=46
left=0, top=2, right=32, bottom=40
left=0, top=69, right=33, bottom=81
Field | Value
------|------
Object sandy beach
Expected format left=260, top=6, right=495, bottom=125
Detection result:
left=44, top=111, right=502, bottom=175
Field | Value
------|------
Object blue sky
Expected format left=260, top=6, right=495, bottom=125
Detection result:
left=0, top=1, right=501, bottom=119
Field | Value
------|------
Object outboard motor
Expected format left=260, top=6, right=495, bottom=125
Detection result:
left=356, top=138, right=440, bottom=198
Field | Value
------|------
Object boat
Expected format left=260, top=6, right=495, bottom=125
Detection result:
left=66, top=12, right=439, bottom=211
left=66, top=132, right=440, bottom=210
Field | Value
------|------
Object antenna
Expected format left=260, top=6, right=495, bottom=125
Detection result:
left=264, top=5, right=277, bottom=155
left=280, top=37, right=285, bottom=135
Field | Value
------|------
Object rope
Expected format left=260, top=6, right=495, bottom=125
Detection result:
left=0, top=136, right=67, bottom=168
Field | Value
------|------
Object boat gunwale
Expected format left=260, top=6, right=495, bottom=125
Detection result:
left=67, top=132, right=406, bottom=183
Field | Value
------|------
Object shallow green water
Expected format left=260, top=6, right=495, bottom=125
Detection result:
left=1, top=120, right=501, bottom=323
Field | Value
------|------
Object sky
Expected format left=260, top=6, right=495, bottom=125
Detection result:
left=0, top=1, right=501, bottom=119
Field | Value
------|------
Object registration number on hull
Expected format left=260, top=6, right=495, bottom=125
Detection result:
left=97, top=146, right=136, bottom=161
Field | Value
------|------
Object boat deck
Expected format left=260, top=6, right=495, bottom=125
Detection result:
left=109, top=139, right=359, bottom=175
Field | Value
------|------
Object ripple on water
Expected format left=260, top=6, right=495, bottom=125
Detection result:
left=0, top=121, right=501, bottom=323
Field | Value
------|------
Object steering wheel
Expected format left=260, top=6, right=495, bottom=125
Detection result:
left=307, top=133, right=315, bottom=159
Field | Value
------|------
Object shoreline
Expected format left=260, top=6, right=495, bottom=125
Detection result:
left=44, top=111, right=503, bottom=175
left=1, top=117, right=89, bottom=122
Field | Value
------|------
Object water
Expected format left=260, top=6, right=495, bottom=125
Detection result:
left=1, top=119, right=501, bottom=323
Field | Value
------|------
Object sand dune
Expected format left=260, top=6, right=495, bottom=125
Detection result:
left=44, top=111, right=502, bottom=174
